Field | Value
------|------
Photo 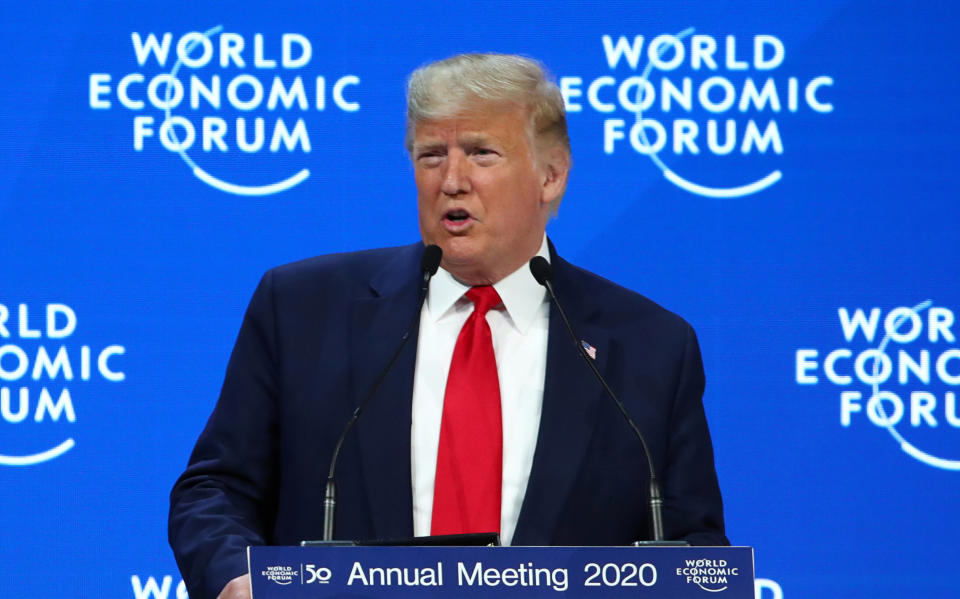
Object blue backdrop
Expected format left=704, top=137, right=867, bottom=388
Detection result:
left=2, top=2, right=958, bottom=598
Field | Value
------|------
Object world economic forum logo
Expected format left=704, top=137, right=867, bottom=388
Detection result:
left=796, top=302, right=960, bottom=471
left=675, top=558, right=742, bottom=593
left=261, top=565, right=299, bottom=586
left=561, top=29, right=834, bottom=198
left=89, top=26, right=361, bottom=196
left=0, top=303, right=125, bottom=466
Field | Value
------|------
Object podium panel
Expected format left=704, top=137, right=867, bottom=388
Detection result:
left=248, top=545, right=754, bottom=598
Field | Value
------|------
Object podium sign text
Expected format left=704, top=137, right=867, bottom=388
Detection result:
left=248, top=545, right=754, bottom=598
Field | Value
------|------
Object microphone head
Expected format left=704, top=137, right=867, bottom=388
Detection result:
left=421, top=244, right=443, bottom=276
left=529, top=256, right=553, bottom=286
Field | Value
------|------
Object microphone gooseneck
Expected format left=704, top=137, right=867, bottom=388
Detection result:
left=322, top=245, right=442, bottom=541
left=529, top=256, right=667, bottom=543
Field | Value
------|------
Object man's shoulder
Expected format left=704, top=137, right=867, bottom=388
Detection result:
left=262, top=243, right=422, bottom=293
left=557, top=256, right=693, bottom=334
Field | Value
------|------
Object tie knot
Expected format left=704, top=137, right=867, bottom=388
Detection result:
left=465, top=286, right=502, bottom=315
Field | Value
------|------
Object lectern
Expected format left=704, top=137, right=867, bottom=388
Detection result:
left=248, top=545, right=754, bottom=598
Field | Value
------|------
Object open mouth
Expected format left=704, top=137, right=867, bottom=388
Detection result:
left=444, top=209, right=471, bottom=223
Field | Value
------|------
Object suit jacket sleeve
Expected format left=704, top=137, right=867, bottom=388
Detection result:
left=169, top=270, right=282, bottom=599
left=663, top=322, right=728, bottom=546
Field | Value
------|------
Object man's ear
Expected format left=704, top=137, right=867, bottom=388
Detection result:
left=539, top=145, right=571, bottom=207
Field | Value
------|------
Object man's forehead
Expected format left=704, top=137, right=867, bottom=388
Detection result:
left=413, top=107, right=529, bottom=145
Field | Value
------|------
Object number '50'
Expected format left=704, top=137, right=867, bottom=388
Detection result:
left=305, top=565, right=332, bottom=584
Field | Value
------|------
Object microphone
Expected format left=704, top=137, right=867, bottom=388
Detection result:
left=321, top=245, right=443, bottom=542
left=530, top=256, right=676, bottom=544
left=419, top=244, right=443, bottom=294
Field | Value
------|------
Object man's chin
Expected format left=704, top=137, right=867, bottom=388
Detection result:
left=438, top=250, right=495, bottom=286
left=435, top=237, right=480, bottom=261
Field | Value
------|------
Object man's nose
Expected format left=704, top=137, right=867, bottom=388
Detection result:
left=441, top=151, right=471, bottom=196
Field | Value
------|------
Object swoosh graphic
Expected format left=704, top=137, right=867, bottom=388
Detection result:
left=636, top=27, right=781, bottom=199
left=163, top=25, right=310, bottom=197
left=901, top=440, right=960, bottom=471
left=0, top=438, right=75, bottom=466
left=871, top=300, right=960, bottom=472
left=664, top=169, right=782, bottom=199
left=193, top=166, right=310, bottom=196
left=697, top=585, right=729, bottom=593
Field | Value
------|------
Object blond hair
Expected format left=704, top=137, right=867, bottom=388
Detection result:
left=405, top=53, right=570, bottom=159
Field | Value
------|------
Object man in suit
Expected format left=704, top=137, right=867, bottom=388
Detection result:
left=169, top=53, right=726, bottom=599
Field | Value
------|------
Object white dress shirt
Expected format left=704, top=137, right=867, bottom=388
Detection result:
left=411, top=237, right=550, bottom=546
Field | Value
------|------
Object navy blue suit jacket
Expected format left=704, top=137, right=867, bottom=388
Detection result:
left=169, top=242, right=727, bottom=599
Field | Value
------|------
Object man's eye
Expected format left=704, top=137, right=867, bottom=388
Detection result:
left=472, top=148, right=499, bottom=161
left=417, top=153, right=443, bottom=165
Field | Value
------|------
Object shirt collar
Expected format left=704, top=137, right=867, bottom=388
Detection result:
left=426, top=236, right=550, bottom=334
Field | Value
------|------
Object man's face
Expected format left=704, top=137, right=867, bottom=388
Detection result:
left=412, top=105, right=566, bottom=285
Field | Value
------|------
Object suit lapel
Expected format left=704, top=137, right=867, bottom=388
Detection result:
left=512, top=250, right=610, bottom=545
left=345, top=243, right=611, bottom=543
left=348, top=244, right=423, bottom=541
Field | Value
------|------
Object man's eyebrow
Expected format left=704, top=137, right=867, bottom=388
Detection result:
left=412, top=133, right=500, bottom=153
left=412, top=141, right=446, bottom=153
left=459, top=132, right=497, bottom=145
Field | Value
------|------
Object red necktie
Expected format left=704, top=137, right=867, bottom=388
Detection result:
left=431, top=286, right=503, bottom=535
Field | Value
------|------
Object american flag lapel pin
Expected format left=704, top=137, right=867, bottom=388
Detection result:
left=581, top=340, right=597, bottom=360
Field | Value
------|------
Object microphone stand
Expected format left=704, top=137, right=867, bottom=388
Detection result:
left=318, top=245, right=442, bottom=543
left=530, top=257, right=687, bottom=546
